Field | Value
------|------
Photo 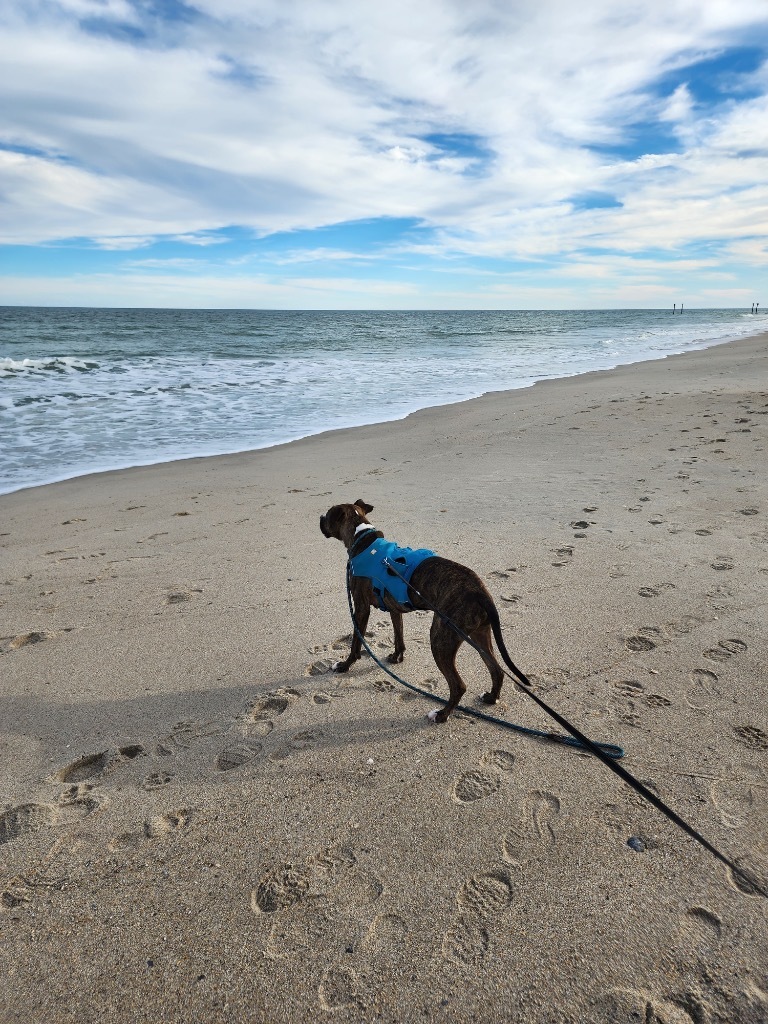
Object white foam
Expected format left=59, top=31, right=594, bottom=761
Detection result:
left=1, top=307, right=764, bottom=494
left=0, top=355, right=98, bottom=377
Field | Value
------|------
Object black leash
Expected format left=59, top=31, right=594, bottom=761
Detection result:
left=344, top=549, right=767, bottom=899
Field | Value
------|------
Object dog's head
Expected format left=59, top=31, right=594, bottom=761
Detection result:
left=320, top=498, right=374, bottom=548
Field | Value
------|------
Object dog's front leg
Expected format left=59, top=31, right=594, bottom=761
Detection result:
left=388, top=610, right=405, bottom=664
left=333, top=586, right=371, bottom=673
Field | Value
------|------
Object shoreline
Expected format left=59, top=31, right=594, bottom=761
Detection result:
left=2, top=325, right=766, bottom=500
left=1, top=327, right=767, bottom=1023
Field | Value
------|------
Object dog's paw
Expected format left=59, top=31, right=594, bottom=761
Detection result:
left=387, top=651, right=404, bottom=665
left=332, top=660, right=349, bottom=673
left=427, top=709, right=441, bottom=723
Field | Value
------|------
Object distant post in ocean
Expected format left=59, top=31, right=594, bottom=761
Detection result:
left=673, top=303, right=676, bottom=314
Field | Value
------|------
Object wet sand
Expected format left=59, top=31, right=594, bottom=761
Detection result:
left=1, top=332, right=767, bottom=1023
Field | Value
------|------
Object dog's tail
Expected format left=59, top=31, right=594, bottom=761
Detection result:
left=480, top=594, right=530, bottom=686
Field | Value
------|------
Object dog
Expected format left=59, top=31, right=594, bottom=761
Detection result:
left=320, top=499, right=521, bottom=723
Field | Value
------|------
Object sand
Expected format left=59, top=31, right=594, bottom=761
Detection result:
left=1, top=332, right=767, bottom=1024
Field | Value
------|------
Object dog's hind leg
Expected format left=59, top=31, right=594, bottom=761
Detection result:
left=427, top=618, right=466, bottom=723
left=388, top=609, right=405, bottom=664
left=470, top=624, right=505, bottom=705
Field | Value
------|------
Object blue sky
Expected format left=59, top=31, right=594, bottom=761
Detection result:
left=1, top=0, right=767, bottom=309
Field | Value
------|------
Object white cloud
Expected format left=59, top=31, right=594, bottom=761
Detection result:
left=660, top=83, right=695, bottom=126
left=0, top=0, right=767, bottom=295
left=93, top=235, right=155, bottom=249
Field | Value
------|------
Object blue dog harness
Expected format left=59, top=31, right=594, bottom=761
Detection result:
left=349, top=534, right=437, bottom=611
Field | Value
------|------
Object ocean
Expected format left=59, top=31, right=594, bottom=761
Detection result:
left=0, top=306, right=763, bottom=495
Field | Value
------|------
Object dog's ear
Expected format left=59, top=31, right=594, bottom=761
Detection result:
left=354, top=499, right=374, bottom=514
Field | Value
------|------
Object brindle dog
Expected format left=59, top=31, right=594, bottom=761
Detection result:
left=320, top=498, right=519, bottom=723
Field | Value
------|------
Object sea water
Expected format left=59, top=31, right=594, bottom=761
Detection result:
left=0, top=306, right=763, bottom=495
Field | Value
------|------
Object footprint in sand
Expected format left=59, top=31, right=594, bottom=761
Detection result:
left=269, top=729, right=324, bottom=762
left=1, top=628, right=74, bottom=654
left=216, top=738, right=263, bottom=772
left=306, top=658, right=337, bottom=676
left=156, top=721, right=223, bottom=756
left=589, top=988, right=696, bottom=1024
left=440, top=915, right=490, bottom=967
left=57, top=782, right=105, bottom=817
left=728, top=853, right=768, bottom=898
left=679, top=906, right=722, bottom=955
left=399, top=677, right=438, bottom=702
left=646, top=694, right=672, bottom=708
left=235, top=718, right=274, bottom=740
left=685, top=669, right=720, bottom=710
left=501, top=833, right=523, bottom=866
left=53, top=743, right=144, bottom=783
left=703, top=638, right=747, bottom=663
left=483, top=749, right=516, bottom=773
left=361, top=912, right=408, bottom=957
left=164, top=587, right=202, bottom=605
left=1, top=834, right=83, bottom=910
left=613, top=680, right=645, bottom=703
left=457, top=871, right=514, bottom=918
left=111, top=809, right=192, bottom=850
left=710, top=555, right=734, bottom=571
left=452, top=750, right=515, bottom=804
left=441, top=871, right=514, bottom=967
left=373, top=679, right=397, bottom=693
left=733, top=725, right=768, bottom=751
left=552, top=546, right=574, bottom=567
left=251, top=845, right=363, bottom=916
left=0, top=803, right=58, bottom=846
left=625, top=635, right=656, bottom=652
left=663, top=615, right=704, bottom=639
left=318, top=967, right=366, bottom=1012
left=251, top=862, right=312, bottom=914
left=710, top=780, right=760, bottom=829
left=141, top=770, right=174, bottom=791
left=241, top=694, right=291, bottom=721
left=149, top=808, right=193, bottom=837
left=55, top=750, right=112, bottom=783
left=307, top=635, right=370, bottom=675
left=266, top=903, right=346, bottom=963
left=266, top=867, right=383, bottom=968
left=523, top=790, right=561, bottom=845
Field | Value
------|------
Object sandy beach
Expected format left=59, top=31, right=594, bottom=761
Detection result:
left=1, top=332, right=767, bottom=1023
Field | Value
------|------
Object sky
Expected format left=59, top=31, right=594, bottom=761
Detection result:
left=1, top=0, right=767, bottom=309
